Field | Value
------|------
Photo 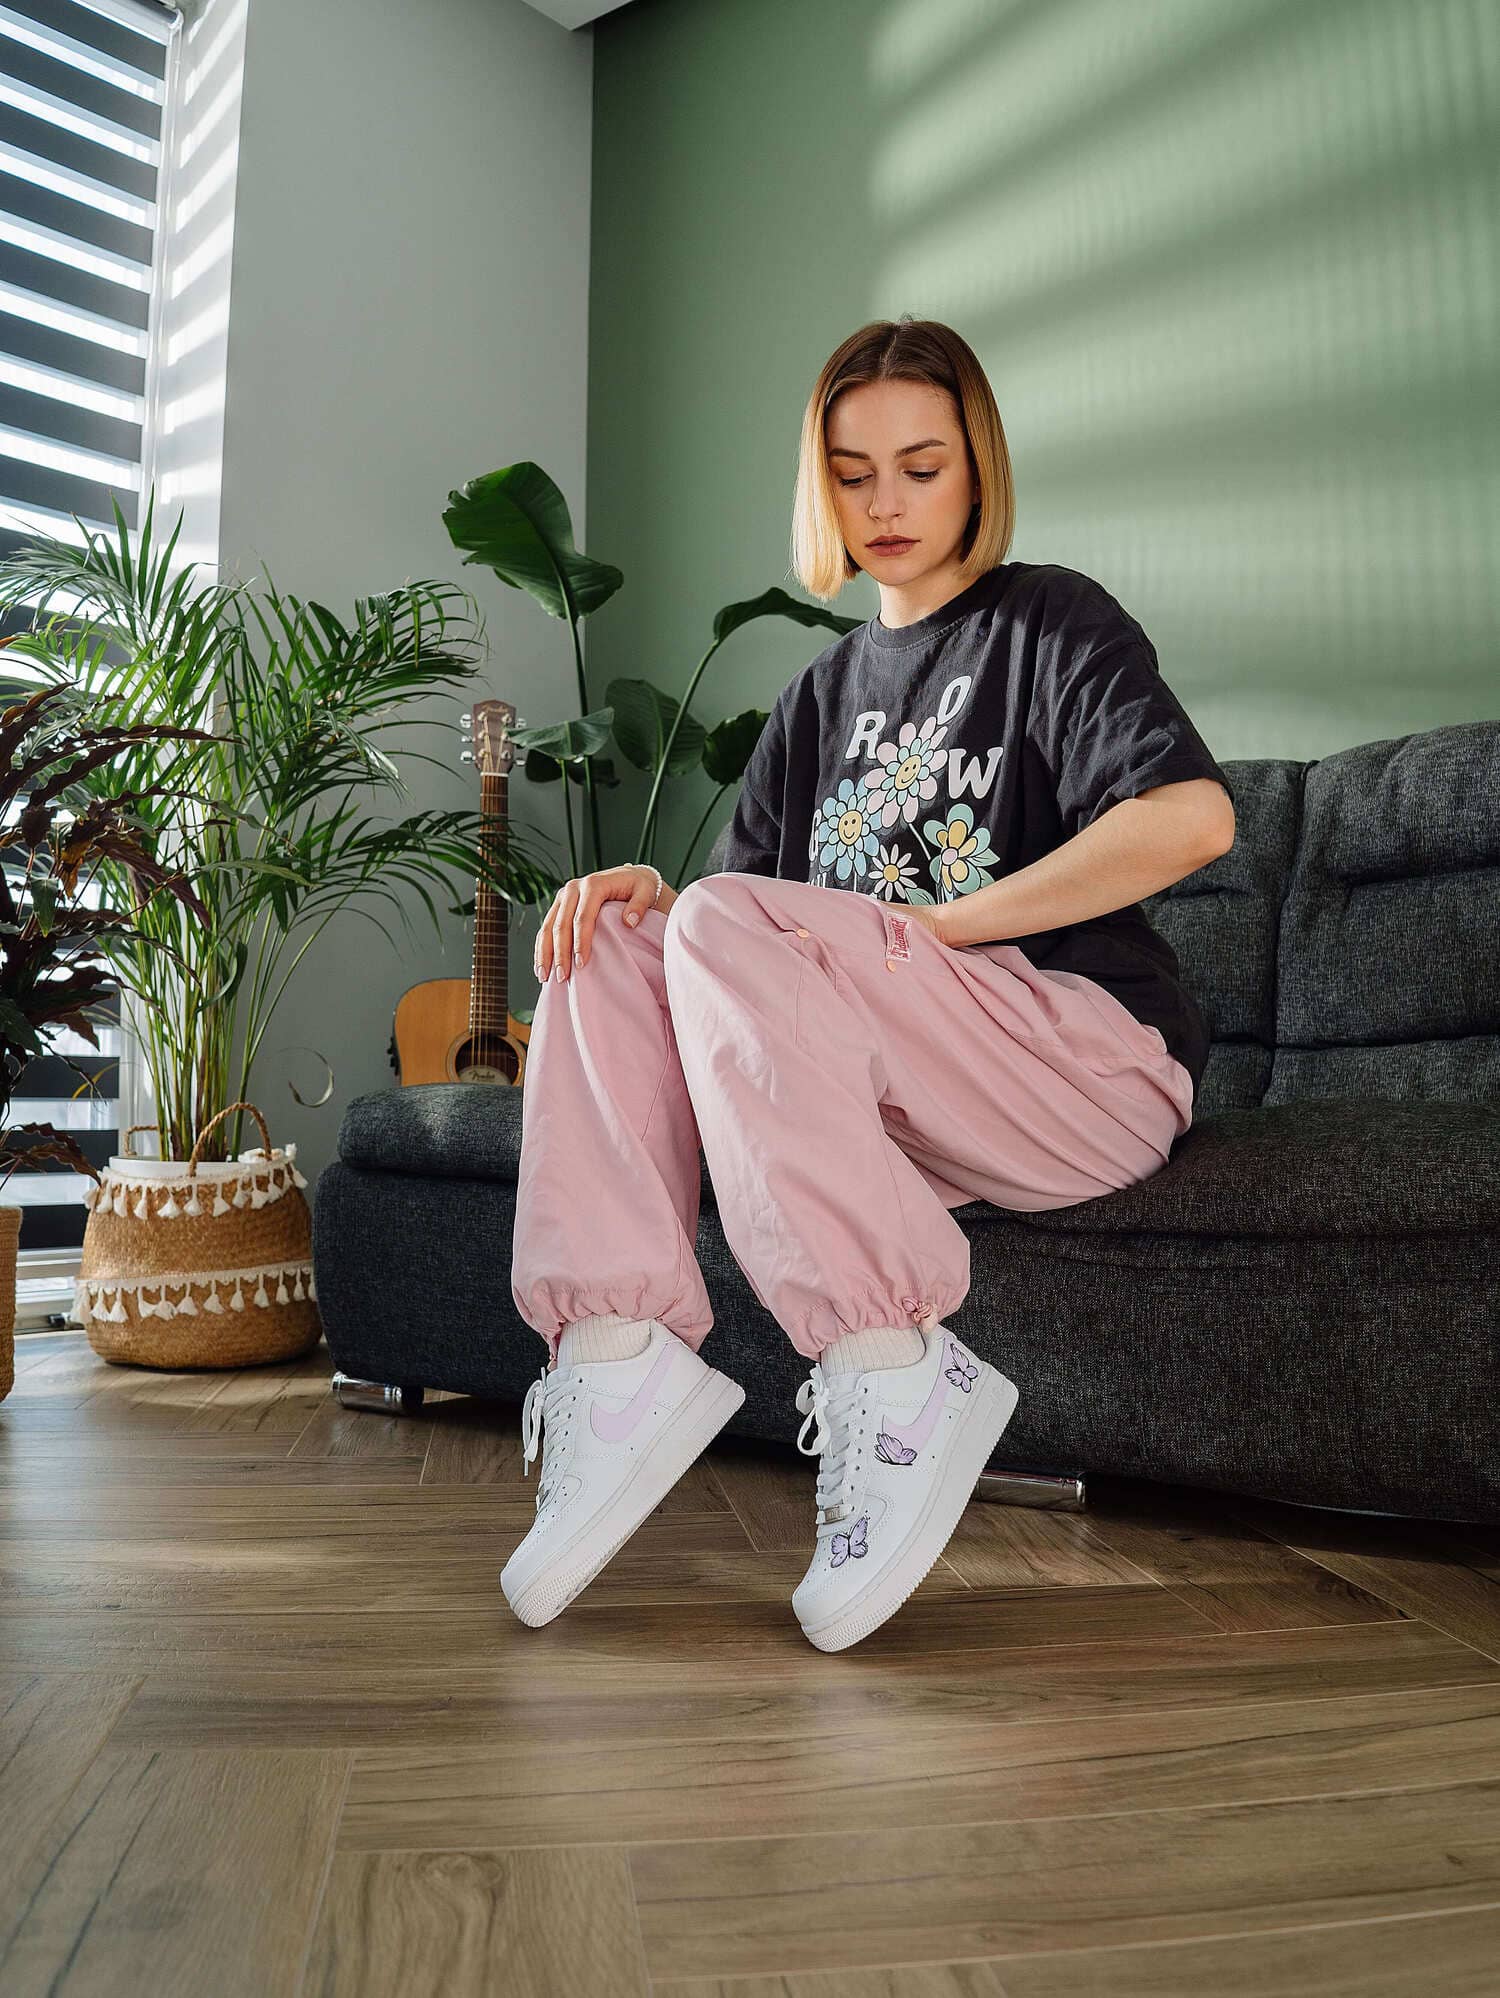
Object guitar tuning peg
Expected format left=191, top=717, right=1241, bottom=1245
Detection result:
left=460, top=748, right=474, bottom=762
left=460, top=713, right=473, bottom=730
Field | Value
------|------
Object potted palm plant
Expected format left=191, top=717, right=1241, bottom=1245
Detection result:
left=0, top=680, right=217, bottom=1400
left=0, top=492, right=560, bottom=1366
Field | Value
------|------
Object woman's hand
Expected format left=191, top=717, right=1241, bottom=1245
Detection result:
left=534, top=865, right=664, bottom=982
left=902, top=903, right=954, bottom=946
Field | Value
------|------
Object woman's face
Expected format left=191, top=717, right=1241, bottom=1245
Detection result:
left=825, top=379, right=980, bottom=595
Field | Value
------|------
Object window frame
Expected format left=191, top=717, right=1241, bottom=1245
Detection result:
left=1, top=0, right=185, bottom=1328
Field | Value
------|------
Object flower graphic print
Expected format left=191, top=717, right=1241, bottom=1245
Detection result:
left=811, top=776, right=882, bottom=885
left=861, top=717, right=950, bottom=829
left=867, top=838, right=923, bottom=901
left=923, top=802, right=1001, bottom=900
left=809, top=705, right=1001, bottom=906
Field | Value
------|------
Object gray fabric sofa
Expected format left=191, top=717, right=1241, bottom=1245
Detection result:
left=312, top=718, right=1500, bottom=1524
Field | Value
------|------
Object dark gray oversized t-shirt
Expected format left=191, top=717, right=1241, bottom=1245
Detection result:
left=708, top=561, right=1234, bottom=1092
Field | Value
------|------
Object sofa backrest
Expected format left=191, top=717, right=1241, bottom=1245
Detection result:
left=703, top=719, right=1499, bottom=1119
left=1156, top=718, right=1500, bottom=1116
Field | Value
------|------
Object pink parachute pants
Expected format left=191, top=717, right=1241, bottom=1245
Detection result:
left=510, top=873, right=1194, bottom=1366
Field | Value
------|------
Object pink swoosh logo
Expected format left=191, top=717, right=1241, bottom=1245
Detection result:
left=590, top=1336, right=674, bottom=1442
left=882, top=1356, right=950, bottom=1453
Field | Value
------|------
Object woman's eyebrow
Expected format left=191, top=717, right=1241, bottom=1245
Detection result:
left=827, top=438, right=950, bottom=461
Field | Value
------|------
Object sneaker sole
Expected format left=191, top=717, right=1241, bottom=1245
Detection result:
left=798, top=1365, right=1021, bottom=1653
left=501, top=1366, right=746, bottom=1627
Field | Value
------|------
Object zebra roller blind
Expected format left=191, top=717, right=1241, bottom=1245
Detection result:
left=1, top=0, right=178, bottom=1252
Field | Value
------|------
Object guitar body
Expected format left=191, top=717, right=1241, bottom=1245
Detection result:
left=392, top=978, right=530, bottom=1086
left=388, top=698, right=536, bottom=1091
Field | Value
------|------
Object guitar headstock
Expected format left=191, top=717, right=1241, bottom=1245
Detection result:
left=460, top=700, right=518, bottom=778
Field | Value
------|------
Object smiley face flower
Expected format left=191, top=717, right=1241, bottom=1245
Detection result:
left=812, top=776, right=882, bottom=884
left=862, top=718, right=950, bottom=829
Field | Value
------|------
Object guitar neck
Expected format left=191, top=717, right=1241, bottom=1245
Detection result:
left=471, top=766, right=509, bottom=1034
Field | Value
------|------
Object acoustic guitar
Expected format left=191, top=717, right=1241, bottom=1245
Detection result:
left=389, top=697, right=532, bottom=1087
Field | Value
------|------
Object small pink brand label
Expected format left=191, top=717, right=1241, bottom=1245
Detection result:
left=883, top=910, right=912, bottom=959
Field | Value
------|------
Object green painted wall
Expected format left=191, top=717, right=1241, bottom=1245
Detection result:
left=587, top=0, right=1499, bottom=887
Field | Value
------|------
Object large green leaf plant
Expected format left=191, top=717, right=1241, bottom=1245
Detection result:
left=442, top=462, right=861, bottom=886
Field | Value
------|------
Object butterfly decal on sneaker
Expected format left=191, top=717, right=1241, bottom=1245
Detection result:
left=875, top=1430, right=917, bottom=1465
left=829, top=1514, right=869, bottom=1566
left=945, top=1346, right=978, bottom=1392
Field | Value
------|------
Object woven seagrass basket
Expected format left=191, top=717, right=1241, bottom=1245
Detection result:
left=0, top=1205, right=17, bottom=1404
left=76, top=1101, right=321, bottom=1369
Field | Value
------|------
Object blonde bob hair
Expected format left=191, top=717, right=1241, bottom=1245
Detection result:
left=789, top=316, right=1016, bottom=602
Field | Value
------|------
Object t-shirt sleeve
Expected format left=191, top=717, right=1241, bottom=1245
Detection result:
left=1044, top=637, right=1235, bottom=836
left=705, top=692, right=787, bottom=878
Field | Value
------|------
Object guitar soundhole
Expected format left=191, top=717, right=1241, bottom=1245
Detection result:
left=455, top=1037, right=521, bottom=1086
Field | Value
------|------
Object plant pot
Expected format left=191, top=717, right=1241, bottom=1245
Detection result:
left=0, top=1205, right=18, bottom=1403
left=75, top=1101, right=321, bottom=1370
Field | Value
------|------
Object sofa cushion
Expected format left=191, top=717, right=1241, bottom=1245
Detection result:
left=1272, top=720, right=1500, bottom=1103
left=339, top=1084, right=1498, bottom=1242
left=1139, top=757, right=1298, bottom=1105
left=1000, top=1098, right=1499, bottom=1238
left=1139, top=721, right=1500, bottom=1118
left=339, top=1082, right=528, bottom=1184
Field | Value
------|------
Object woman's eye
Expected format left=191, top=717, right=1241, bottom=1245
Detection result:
left=837, top=470, right=938, bottom=488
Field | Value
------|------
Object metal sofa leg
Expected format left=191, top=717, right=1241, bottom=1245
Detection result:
left=974, top=1464, right=1087, bottom=1510
left=331, top=1372, right=426, bottom=1415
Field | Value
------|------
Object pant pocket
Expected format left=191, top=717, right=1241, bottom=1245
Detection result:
left=1063, top=976, right=1174, bottom=1070
left=968, top=948, right=1169, bottom=1071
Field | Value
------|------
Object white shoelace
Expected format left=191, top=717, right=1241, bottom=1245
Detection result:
left=520, top=1362, right=577, bottom=1513
left=795, top=1363, right=866, bottom=1529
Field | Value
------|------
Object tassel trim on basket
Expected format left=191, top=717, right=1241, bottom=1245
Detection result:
left=82, top=1143, right=310, bottom=1219
left=72, top=1261, right=318, bottom=1323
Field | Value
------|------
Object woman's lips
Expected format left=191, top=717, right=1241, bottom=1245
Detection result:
left=869, top=539, right=915, bottom=554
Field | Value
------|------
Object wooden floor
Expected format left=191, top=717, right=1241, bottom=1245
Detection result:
left=2, top=1332, right=1499, bottom=1996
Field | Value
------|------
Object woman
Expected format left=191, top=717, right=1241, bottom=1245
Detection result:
left=503, top=317, right=1236, bottom=1652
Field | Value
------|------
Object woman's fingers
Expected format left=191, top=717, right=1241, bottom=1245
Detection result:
left=572, top=887, right=605, bottom=971
left=535, top=884, right=578, bottom=981
left=551, top=881, right=597, bottom=980
left=533, top=872, right=647, bottom=981
left=555, top=886, right=579, bottom=979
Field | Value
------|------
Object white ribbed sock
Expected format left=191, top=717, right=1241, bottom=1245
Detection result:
left=558, top=1312, right=655, bottom=1367
left=820, top=1323, right=927, bottom=1376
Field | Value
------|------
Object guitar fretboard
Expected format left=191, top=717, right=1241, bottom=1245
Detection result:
left=470, top=765, right=510, bottom=1043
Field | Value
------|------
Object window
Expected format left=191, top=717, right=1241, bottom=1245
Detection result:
left=0, top=0, right=179, bottom=1317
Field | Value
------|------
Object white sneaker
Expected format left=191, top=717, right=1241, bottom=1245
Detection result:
left=790, top=1321, right=1020, bottom=1652
left=500, top=1319, right=745, bottom=1627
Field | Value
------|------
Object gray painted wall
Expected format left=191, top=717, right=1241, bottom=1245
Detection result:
left=218, top=0, right=592, bottom=1188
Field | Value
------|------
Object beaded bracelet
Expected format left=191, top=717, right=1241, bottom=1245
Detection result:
left=634, top=862, right=663, bottom=908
